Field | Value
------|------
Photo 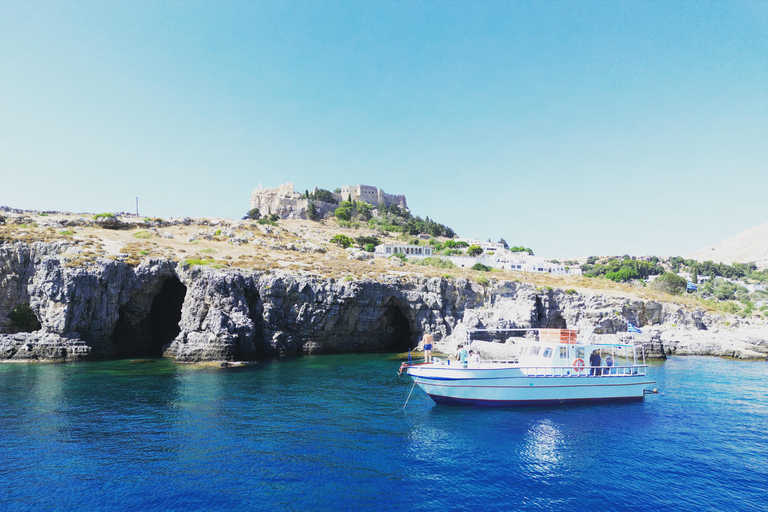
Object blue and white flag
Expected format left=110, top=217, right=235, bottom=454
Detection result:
left=687, top=282, right=697, bottom=291
left=627, top=322, right=642, bottom=333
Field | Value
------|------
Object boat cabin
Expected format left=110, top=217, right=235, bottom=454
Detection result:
left=516, top=329, right=644, bottom=376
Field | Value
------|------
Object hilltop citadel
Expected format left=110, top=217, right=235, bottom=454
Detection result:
left=250, top=183, right=407, bottom=220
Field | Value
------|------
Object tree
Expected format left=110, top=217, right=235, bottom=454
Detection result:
left=651, top=273, right=687, bottom=295
left=312, top=189, right=337, bottom=204
left=468, top=245, right=483, bottom=257
left=334, top=188, right=341, bottom=194
left=334, top=202, right=353, bottom=221
left=307, top=201, right=319, bottom=221
left=471, top=263, right=492, bottom=272
left=243, top=208, right=261, bottom=220
left=355, top=235, right=380, bottom=248
left=330, top=234, right=353, bottom=248
left=356, top=202, right=374, bottom=221
left=691, top=268, right=698, bottom=284
left=498, top=238, right=509, bottom=250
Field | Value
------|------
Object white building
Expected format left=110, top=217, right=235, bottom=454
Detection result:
left=374, top=244, right=433, bottom=258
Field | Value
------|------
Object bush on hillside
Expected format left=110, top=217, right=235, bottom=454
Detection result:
left=243, top=208, right=261, bottom=220
left=330, top=234, right=353, bottom=248
left=651, top=273, right=687, bottom=295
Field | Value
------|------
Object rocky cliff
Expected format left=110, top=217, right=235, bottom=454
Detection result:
left=1, top=241, right=767, bottom=362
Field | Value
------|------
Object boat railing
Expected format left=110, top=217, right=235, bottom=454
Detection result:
left=474, top=363, right=646, bottom=377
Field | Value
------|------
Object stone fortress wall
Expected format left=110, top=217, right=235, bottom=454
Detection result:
left=338, top=185, right=407, bottom=209
left=250, top=182, right=407, bottom=220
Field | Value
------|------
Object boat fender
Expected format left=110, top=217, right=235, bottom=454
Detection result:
left=572, top=358, right=585, bottom=373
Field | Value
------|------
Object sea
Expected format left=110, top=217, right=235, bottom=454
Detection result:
left=1, top=354, right=766, bottom=512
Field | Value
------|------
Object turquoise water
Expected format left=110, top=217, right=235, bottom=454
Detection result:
left=1, top=354, right=766, bottom=511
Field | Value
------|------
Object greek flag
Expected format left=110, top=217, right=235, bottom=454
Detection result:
left=627, top=322, right=642, bottom=333
left=687, top=282, right=697, bottom=291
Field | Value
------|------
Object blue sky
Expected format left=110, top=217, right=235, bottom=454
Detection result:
left=1, top=1, right=766, bottom=258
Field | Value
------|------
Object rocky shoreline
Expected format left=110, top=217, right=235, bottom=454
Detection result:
left=1, top=240, right=767, bottom=363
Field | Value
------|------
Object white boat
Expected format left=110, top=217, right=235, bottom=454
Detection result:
left=399, top=328, right=656, bottom=407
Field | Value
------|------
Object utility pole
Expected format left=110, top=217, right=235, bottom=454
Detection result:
left=136, top=197, right=139, bottom=216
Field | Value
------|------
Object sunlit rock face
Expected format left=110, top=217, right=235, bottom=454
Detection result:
left=1, top=241, right=765, bottom=362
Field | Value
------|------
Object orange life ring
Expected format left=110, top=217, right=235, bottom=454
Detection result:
left=572, top=358, right=585, bottom=373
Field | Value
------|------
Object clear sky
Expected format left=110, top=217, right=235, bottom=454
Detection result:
left=2, top=1, right=766, bottom=258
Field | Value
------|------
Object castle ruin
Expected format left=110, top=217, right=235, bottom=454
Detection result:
left=249, top=183, right=407, bottom=220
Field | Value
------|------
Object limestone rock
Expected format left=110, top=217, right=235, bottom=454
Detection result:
left=1, top=240, right=766, bottom=363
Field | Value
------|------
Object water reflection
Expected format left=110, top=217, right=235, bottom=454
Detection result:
left=520, top=419, right=564, bottom=477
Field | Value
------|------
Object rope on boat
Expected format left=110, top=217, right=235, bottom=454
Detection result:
left=403, top=380, right=417, bottom=410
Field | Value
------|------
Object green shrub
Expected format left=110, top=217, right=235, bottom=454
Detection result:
left=181, top=259, right=227, bottom=269
left=355, top=235, right=381, bottom=248
left=307, top=202, right=319, bottom=221
left=467, top=245, right=483, bottom=257
left=60, top=230, right=74, bottom=236
left=565, top=289, right=577, bottom=295
left=651, top=273, right=687, bottom=295
left=365, top=244, right=375, bottom=252
left=132, top=231, right=150, bottom=239
left=413, top=257, right=456, bottom=269
left=476, top=276, right=489, bottom=286
left=330, top=234, right=354, bottom=248
left=334, top=202, right=353, bottom=221
left=257, top=218, right=277, bottom=226
left=93, top=213, right=116, bottom=220
left=309, top=188, right=337, bottom=204
left=243, top=208, right=261, bottom=220
left=471, top=263, right=492, bottom=272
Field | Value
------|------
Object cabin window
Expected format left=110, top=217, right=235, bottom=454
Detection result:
left=559, top=346, right=568, bottom=359
left=530, top=347, right=540, bottom=356
left=542, top=348, right=552, bottom=358
left=576, top=347, right=585, bottom=359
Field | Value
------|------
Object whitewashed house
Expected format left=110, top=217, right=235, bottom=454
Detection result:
left=374, top=244, right=434, bottom=258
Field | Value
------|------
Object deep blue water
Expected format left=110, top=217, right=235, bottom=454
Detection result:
left=1, top=354, right=767, bottom=512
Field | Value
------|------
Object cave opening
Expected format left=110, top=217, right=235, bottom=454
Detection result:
left=8, top=302, right=41, bottom=333
left=240, top=289, right=264, bottom=359
left=383, top=302, right=413, bottom=352
left=147, top=277, right=187, bottom=356
left=112, top=276, right=187, bottom=358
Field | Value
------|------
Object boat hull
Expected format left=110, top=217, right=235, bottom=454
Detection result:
left=406, top=365, right=654, bottom=407
left=428, top=394, right=644, bottom=407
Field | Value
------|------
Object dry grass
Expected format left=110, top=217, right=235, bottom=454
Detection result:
left=0, top=211, right=713, bottom=309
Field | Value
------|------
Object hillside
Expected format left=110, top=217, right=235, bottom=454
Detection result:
left=688, top=221, right=768, bottom=269
left=0, top=207, right=700, bottom=304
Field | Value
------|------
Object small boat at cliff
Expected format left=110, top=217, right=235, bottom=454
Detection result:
left=398, top=328, right=656, bottom=407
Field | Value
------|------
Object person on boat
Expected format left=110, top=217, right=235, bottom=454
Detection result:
left=605, top=355, right=613, bottom=375
left=422, top=332, right=434, bottom=363
left=589, top=350, right=601, bottom=376
left=459, top=344, right=468, bottom=367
